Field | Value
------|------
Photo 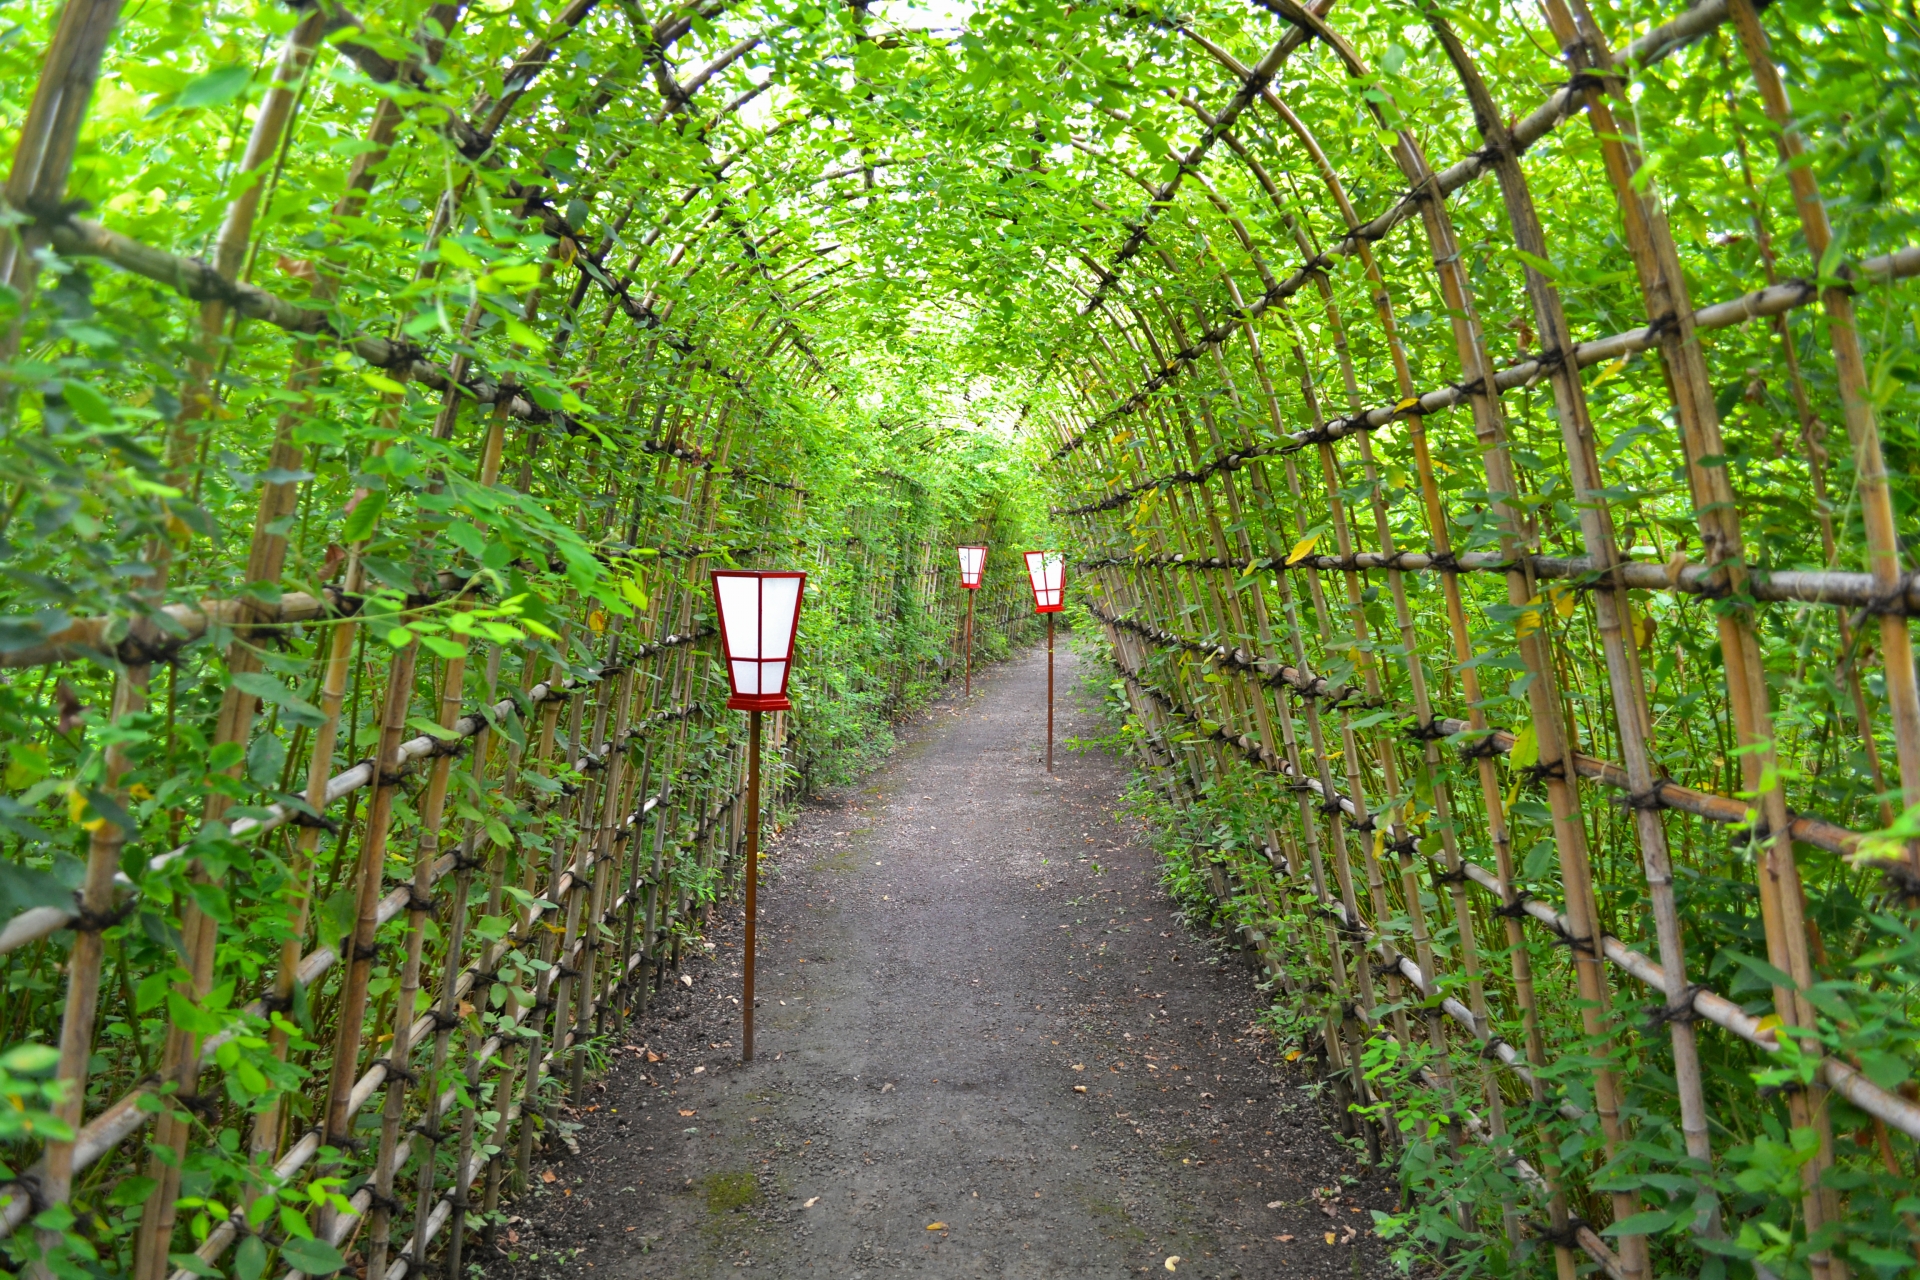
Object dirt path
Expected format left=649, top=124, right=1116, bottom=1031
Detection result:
left=484, top=644, right=1395, bottom=1279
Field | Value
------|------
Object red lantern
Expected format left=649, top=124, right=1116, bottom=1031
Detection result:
left=1023, top=550, right=1064, bottom=612
left=708, top=569, right=806, bottom=1064
left=711, top=570, right=806, bottom=712
left=956, top=545, right=987, bottom=697
left=957, top=544, right=988, bottom=588
left=1023, top=551, right=1065, bottom=771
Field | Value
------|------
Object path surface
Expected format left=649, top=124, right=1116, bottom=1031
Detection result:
left=486, top=644, right=1395, bottom=1279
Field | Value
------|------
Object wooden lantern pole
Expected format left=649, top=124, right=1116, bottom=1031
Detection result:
left=965, top=588, right=974, bottom=697
left=1047, top=611, right=1054, bottom=772
left=744, top=707, right=761, bottom=1061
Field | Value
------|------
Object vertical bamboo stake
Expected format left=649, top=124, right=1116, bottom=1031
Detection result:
left=0, top=0, right=124, bottom=362
left=33, top=670, right=141, bottom=1272
left=1549, top=2, right=1843, bottom=1263
left=1430, top=8, right=1718, bottom=1220
left=1725, top=0, right=1920, bottom=848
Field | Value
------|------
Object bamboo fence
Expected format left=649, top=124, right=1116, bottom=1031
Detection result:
left=0, top=2, right=1042, bottom=1276
left=1044, top=0, right=1919, bottom=1275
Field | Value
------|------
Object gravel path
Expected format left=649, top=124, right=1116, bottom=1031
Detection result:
left=483, top=643, right=1396, bottom=1279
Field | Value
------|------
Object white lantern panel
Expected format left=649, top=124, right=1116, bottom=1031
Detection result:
left=758, top=575, right=802, bottom=658
left=716, top=574, right=765, bottom=657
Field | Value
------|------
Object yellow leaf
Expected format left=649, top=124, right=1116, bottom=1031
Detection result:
left=1631, top=606, right=1657, bottom=649
left=1371, top=827, right=1386, bottom=861
left=1393, top=396, right=1421, bottom=415
left=1550, top=584, right=1575, bottom=619
left=1508, top=723, right=1539, bottom=772
left=1590, top=356, right=1629, bottom=388
left=68, top=789, right=105, bottom=833
left=1515, top=597, right=1543, bottom=639
left=1325, top=1233, right=1338, bottom=1246
left=926, top=1222, right=947, bottom=1231
left=1285, top=533, right=1320, bottom=566
left=1165, top=1259, right=1183, bottom=1272
left=128, top=783, right=152, bottom=801
left=1073, top=1084, right=1087, bottom=1093
left=588, top=609, right=607, bottom=635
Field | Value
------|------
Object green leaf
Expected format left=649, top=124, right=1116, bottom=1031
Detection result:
left=174, top=66, right=253, bottom=111
left=0, top=1043, right=60, bottom=1076
left=234, top=1235, right=268, bottom=1280
left=340, top=490, right=388, bottom=544
left=58, top=380, right=114, bottom=426
left=278, top=1237, right=346, bottom=1275
left=1602, top=1209, right=1678, bottom=1236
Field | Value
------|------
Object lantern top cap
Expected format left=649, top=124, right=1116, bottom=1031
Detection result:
left=710, top=570, right=807, bottom=712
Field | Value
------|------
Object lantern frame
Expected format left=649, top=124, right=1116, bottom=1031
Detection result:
left=710, top=570, right=807, bottom=712
left=1023, top=550, right=1065, bottom=613
left=957, top=544, right=988, bottom=589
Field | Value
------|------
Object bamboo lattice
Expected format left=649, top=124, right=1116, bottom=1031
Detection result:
left=1, top=0, right=1916, bottom=1274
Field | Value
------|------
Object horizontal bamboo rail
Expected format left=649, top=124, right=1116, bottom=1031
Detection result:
left=1081, top=549, right=1920, bottom=614
left=1118, top=661, right=1920, bottom=1143
left=1053, top=245, right=1920, bottom=514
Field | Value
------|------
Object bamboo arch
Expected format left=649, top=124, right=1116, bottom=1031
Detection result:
left=0, top=0, right=1916, bottom=1274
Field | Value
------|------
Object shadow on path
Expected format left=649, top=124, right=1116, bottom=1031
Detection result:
left=483, top=644, right=1396, bottom=1279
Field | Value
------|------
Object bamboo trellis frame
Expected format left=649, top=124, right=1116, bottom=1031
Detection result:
left=1037, top=1, right=1918, bottom=1276
left=1, top=0, right=1916, bottom=1273
left=0, top=3, right=1052, bottom=1276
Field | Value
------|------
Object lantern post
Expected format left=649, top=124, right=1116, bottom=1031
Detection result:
left=709, top=570, right=807, bottom=1062
left=1023, top=551, right=1065, bottom=772
left=957, top=544, right=987, bottom=697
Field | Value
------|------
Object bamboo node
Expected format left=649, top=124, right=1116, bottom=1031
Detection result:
left=1518, top=757, right=1567, bottom=784
left=1620, top=782, right=1670, bottom=811
left=1643, top=985, right=1710, bottom=1030
left=404, top=887, right=440, bottom=917
left=1531, top=1216, right=1591, bottom=1250
left=71, top=898, right=135, bottom=934
left=426, top=734, right=471, bottom=760
left=171, top=1090, right=222, bottom=1120
left=375, top=1057, right=419, bottom=1084
left=408, top=1119, right=450, bottom=1143
left=1492, top=891, right=1534, bottom=919
left=291, top=807, right=342, bottom=834
left=1867, top=571, right=1920, bottom=616
left=364, top=1188, right=406, bottom=1216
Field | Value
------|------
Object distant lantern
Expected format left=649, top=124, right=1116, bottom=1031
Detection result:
left=957, top=544, right=988, bottom=589
left=1024, top=550, right=1065, bottom=771
left=957, top=545, right=988, bottom=697
left=709, top=569, right=807, bottom=1063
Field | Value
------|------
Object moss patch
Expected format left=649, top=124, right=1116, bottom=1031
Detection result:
left=704, top=1170, right=758, bottom=1214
